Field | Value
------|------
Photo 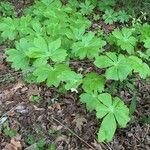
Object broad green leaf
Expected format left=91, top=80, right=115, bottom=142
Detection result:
left=82, top=73, right=105, bottom=93
left=6, top=38, right=30, bottom=70
left=33, top=64, right=70, bottom=87
left=0, top=17, right=19, bottom=40
left=94, top=52, right=132, bottom=81
left=96, top=93, right=130, bottom=142
left=113, top=97, right=130, bottom=127
left=6, top=49, right=29, bottom=70
left=59, top=70, right=82, bottom=90
left=26, top=37, right=67, bottom=62
left=80, top=93, right=100, bottom=111
left=112, top=28, right=137, bottom=54
left=72, top=32, right=106, bottom=59
left=98, top=93, right=112, bottom=107
left=128, top=56, right=150, bottom=79
left=98, top=113, right=116, bottom=142
left=102, top=9, right=118, bottom=24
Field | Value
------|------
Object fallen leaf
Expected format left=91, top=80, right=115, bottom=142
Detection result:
left=3, top=137, right=22, bottom=150
left=27, top=85, right=41, bottom=98
left=0, top=81, right=24, bottom=101
left=73, top=114, right=87, bottom=131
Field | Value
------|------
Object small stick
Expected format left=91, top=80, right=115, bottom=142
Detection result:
left=51, top=117, right=96, bottom=150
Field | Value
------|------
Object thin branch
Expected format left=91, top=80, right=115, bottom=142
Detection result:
left=51, top=116, right=96, bottom=150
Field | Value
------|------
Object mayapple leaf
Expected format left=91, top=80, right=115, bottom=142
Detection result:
left=98, top=113, right=116, bottom=142
left=94, top=52, right=132, bottom=81
left=6, top=49, right=29, bottom=71
left=26, top=36, right=67, bottom=62
left=6, top=38, right=30, bottom=70
left=127, top=56, right=150, bottom=79
left=82, top=72, right=105, bottom=93
left=59, top=70, right=82, bottom=90
left=33, top=64, right=70, bottom=87
left=0, top=17, right=19, bottom=40
left=112, top=28, right=137, bottom=54
left=102, top=9, right=118, bottom=24
left=80, top=92, right=130, bottom=142
left=80, top=93, right=100, bottom=111
left=96, top=93, right=130, bottom=142
left=72, top=32, right=106, bottom=59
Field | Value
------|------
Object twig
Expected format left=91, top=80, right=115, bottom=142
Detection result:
left=56, top=141, right=63, bottom=150
left=51, top=117, right=96, bottom=150
left=0, top=102, right=23, bottom=120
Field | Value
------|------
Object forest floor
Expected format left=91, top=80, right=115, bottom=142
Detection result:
left=0, top=0, right=150, bottom=150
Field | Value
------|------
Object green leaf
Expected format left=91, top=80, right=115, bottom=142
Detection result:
left=94, top=52, right=132, bottom=81
left=27, top=37, right=67, bottom=62
left=128, top=56, right=150, bottom=79
left=113, top=97, right=130, bottom=127
left=117, top=10, right=130, bottom=23
left=112, top=28, right=137, bottom=53
left=129, top=94, right=137, bottom=116
left=59, top=70, right=82, bottom=90
left=96, top=93, right=130, bottom=142
left=33, top=64, right=70, bottom=87
left=0, top=17, right=19, bottom=40
left=80, top=93, right=100, bottom=111
left=98, top=113, right=116, bottom=142
left=80, top=0, right=95, bottom=15
left=80, top=92, right=129, bottom=142
left=102, top=9, right=118, bottom=24
left=98, top=0, right=116, bottom=11
left=82, top=72, right=105, bottom=93
left=72, top=32, right=106, bottom=59
left=6, top=38, right=30, bottom=70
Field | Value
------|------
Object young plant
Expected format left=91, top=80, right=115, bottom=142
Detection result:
left=80, top=93, right=129, bottom=142
left=103, top=9, right=118, bottom=24
left=98, top=0, right=116, bottom=12
left=117, top=10, right=130, bottom=23
left=79, top=0, right=95, bottom=15
left=112, top=28, right=137, bottom=53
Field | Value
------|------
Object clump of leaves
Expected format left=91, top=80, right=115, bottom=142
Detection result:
left=80, top=93, right=129, bottom=142
left=102, top=9, right=118, bottom=24
left=98, top=0, right=116, bottom=11
left=0, top=1, right=16, bottom=17
left=1, top=0, right=150, bottom=143
left=79, top=0, right=95, bottom=15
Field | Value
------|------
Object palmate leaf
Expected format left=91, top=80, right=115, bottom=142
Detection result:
left=6, top=38, right=30, bottom=70
left=80, top=0, right=95, bottom=15
left=82, top=72, right=105, bottom=93
left=127, top=56, right=150, bottom=79
left=0, top=17, right=19, bottom=40
left=102, top=9, right=118, bottom=24
left=58, top=70, right=82, bottom=90
left=72, top=32, right=106, bottom=59
left=94, top=52, right=132, bottom=81
left=112, top=28, right=137, bottom=54
left=26, top=36, right=67, bottom=62
left=80, top=93, right=100, bottom=111
left=98, top=0, right=116, bottom=11
left=33, top=64, right=70, bottom=87
left=80, top=93, right=130, bottom=142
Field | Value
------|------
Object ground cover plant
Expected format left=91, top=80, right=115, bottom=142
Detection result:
left=0, top=0, right=150, bottom=149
